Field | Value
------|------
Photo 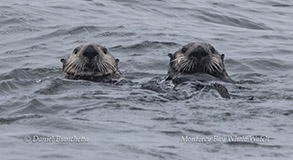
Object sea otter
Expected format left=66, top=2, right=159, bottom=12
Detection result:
left=167, top=42, right=233, bottom=82
left=60, top=43, right=123, bottom=82
left=166, top=42, right=234, bottom=98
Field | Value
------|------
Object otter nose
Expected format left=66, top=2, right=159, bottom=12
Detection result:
left=189, top=46, right=208, bottom=59
left=83, top=45, right=98, bottom=59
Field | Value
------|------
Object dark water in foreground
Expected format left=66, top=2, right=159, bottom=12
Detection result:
left=1, top=0, right=293, bottom=159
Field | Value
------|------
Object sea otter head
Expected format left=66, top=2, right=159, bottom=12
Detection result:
left=168, top=42, right=233, bottom=83
left=61, top=42, right=122, bottom=81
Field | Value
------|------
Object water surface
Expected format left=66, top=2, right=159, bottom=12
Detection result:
left=0, top=0, right=293, bottom=159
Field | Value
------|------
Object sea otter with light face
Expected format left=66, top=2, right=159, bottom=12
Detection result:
left=167, top=42, right=234, bottom=83
left=61, top=43, right=123, bottom=82
left=166, top=42, right=234, bottom=98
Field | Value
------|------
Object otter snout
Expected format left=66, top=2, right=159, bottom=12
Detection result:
left=83, top=45, right=98, bottom=59
left=189, top=46, right=208, bottom=59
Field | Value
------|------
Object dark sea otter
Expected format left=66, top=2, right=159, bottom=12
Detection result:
left=166, top=42, right=234, bottom=98
left=60, top=43, right=123, bottom=82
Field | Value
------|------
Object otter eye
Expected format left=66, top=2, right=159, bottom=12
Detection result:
left=102, top=48, right=108, bottom=54
left=73, top=48, right=79, bottom=54
left=181, top=47, right=187, bottom=53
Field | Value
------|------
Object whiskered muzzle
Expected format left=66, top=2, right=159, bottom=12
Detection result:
left=172, top=54, right=224, bottom=74
left=95, top=58, right=117, bottom=74
left=64, top=58, right=86, bottom=75
left=209, top=56, right=223, bottom=73
left=64, top=57, right=116, bottom=77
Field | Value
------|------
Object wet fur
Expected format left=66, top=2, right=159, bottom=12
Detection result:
left=61, top=43, right=123, bottom=81
left=167, top=42, right=234, bottom=83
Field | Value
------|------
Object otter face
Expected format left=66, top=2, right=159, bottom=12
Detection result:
left=61, top=43, right=122, bottom=80
left=168, top=42, right=233, bottom=82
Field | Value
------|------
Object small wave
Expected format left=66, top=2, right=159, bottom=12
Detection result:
left=259, top=35, right=291, bottom=40
left=183, top=128, right=213, bottom=135
left=34, top=78, right=65, bottom=95
left=197, top=10, right=271, bottom=30
left=40, top=26, right=102, bottom=38
left=72, top=117, right=90, bottom=121
left=268, top=109, right=293, bottom=116
left=247, top=58, right=292, bottom=71
left=75, top=106, right=100, bottom=114
left=227, top=141, right=282, bottom=149
left=0, top=67, right=60, bottom=95
left=271, top=3, right=293, bottom=8
left=129, top=107, right=147, bottom=111
left=124, top=41, right=179, bottom=50
left=0, top=67, right=60, bottom=81
left=68, top=26, right=101, bottom=35
left=283, top=110, right=293, bottom=116
left=6, top=25, right=103, bottom=45
left=152, top=117, right=177, bottom=121
left=97, top=31, right=136, bottom=37
left=0, top=18, right=26, bottom=27
left=160, top=130, right=183, bottom=136
left=0, top=80, right=19, bottom=93
left=0, top=114, right=43, bottom=124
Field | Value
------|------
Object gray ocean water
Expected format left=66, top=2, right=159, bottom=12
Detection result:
left=1, top=0, right=293, bottom=159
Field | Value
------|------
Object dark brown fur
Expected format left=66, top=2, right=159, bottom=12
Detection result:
left=167, top=42, right=234, bottom=83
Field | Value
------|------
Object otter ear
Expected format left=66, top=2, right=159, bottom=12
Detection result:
left=60, top=59, right=66, bottom=63
left=168, top=53, right=173, bottom=60
left=115, top=59, right=119, bottom=64
left=221, top=54, right=225, bottom=60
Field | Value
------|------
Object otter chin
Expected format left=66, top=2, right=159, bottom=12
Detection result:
left=60, top=42, right=123, bottom=82
left=167, top=42, right=234, bottom=83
